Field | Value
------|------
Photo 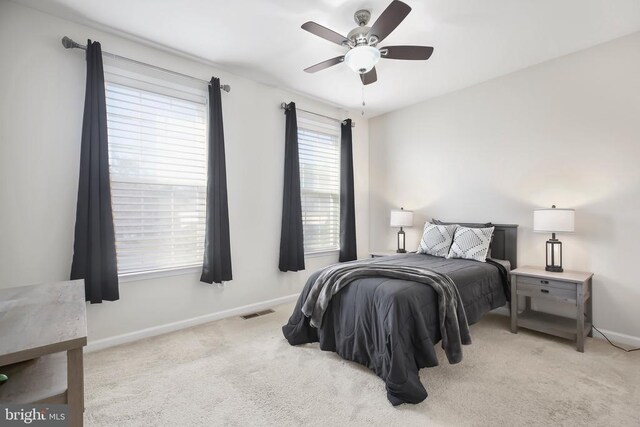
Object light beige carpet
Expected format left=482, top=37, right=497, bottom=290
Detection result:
left=85, top=303, right=639, bottom=426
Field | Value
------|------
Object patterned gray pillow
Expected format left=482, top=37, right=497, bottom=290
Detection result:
left=447, top=226, right=495, bottom=262
left=417, top=222, right=457, bottom=257
left=432, top=219, right=495, bottom=257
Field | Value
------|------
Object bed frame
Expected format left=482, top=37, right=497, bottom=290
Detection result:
left=491, top=224, right=518, bottom=269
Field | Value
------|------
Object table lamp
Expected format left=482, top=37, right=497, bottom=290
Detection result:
left=390, top=208, right=413, bottom=253
left=533, top=205, right=575, bottom=272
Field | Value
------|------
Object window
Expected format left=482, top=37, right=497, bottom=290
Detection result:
left=105, top=70, right=208, bottom=275
left=297, top=111, right=341, bottom=254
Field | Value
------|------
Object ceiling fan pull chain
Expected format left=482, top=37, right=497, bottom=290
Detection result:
left=361, top=86, right=366, bottom=116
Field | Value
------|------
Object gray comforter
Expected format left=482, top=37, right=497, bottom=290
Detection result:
left=282, top=253, right=509, bottom=406
left=301, top=262, right=471, bottom=366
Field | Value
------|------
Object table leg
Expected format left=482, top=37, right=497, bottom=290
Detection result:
left=587, top=278, right=593, bottom=337
left=67, top=348, right=84, bottom=427
left=510, top=276, right=518, bottom=333
left=577, top=283, right=585, bottom=353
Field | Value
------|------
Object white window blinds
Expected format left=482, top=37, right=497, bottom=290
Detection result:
left=297, top=110, right=341, bottom=254
left=104, top=74, right=208, bottom=275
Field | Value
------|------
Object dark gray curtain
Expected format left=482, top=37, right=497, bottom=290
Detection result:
left=201, top=77, right=233, bottom=284
left=339, top=119, right=357, bottom=262
left=70, top=40, right=119, bottom=303
left=279, top=102, right=305, bottom=272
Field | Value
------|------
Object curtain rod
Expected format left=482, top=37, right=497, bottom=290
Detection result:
left=61, top=36, right=230, bottom=93
left=280, top=102, right=355, bottom=128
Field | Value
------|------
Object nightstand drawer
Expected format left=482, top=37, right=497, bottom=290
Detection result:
left=517, top=275, right=576, bottom=291
left=517, top=282, right=577, bottom=302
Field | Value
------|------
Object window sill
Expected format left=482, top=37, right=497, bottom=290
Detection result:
left=304, top=249, right=340, bottom=258
left=118, top=265, right=202, bottom=283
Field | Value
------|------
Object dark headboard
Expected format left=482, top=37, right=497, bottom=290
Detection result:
left=432, top=219, right=518, bottom=269
left=491, top=224, right=518, bottom=269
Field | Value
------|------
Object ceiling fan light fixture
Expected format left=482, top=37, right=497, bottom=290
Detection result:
left=344, top=46, right=380, bottom=74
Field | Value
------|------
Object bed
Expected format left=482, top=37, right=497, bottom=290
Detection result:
left=282, top=223, right=518, bottom=405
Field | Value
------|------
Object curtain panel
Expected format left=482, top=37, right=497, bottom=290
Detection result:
left=339, top=119, right=357, bottom=262
left=278, top=102, right=305, bottom=272
left=70, top=40, right=119, bottom=303
left=201, top=77, right=233, bottom=284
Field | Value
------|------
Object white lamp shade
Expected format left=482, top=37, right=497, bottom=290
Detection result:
left=344, top=46, right=381, bottom=74
left=533, top=208, right=575, bottom=233
left=390, top=210, right=413, bottom=228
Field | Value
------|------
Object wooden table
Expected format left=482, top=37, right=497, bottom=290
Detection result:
left=0, top=280, right=87, bottom=426
left=510, top=267, right=593, bottom=352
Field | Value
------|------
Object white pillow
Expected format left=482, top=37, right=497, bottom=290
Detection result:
left=416, top=222, right=457, bottom=257
left=447, top=226, right=495, bottom=262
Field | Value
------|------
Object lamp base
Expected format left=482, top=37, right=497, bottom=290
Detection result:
left=396, top=228, right=406, bottom=253
left=545, top=236, right=563, bottom=273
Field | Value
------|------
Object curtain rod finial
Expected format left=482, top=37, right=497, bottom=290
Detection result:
left=61, top=36, right=75, bottom=49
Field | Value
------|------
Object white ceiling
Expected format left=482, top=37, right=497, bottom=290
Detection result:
left=14, top=0, right=640, bottom=117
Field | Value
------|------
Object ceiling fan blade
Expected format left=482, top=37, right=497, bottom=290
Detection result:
left=368, top=0, right=412, bottom=44
left=304, top=56, right=345, bottom=73
left=360, top=67, right=377, bottom=85
left=301, top=21, right=350, bottom=46
left=380, top=45, right=434, bottom=60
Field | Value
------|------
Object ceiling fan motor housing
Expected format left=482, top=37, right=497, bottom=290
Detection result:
left=347, top=26, right=373, bottom=47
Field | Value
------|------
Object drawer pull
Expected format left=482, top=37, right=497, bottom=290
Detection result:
left=541, top=289, right=550, bottom=294
left=541, top=280, right=549, bottom=284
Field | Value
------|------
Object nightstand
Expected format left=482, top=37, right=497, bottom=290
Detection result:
left=510, top=266, right=593, bottom=352
left=370, top=250, right=407, bottom=258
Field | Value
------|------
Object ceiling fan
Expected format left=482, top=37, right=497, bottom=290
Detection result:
left=301, top=0, right=434, bottom=85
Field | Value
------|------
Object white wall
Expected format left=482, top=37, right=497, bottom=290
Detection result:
left=369, top=32, right=640, bottom=343
left=0, top=1, right=369, bottom=343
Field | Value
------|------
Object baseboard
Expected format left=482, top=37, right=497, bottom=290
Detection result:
left=85, top=293, right=300, bottom=353
left=591, top=327, right=640, bottom=349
